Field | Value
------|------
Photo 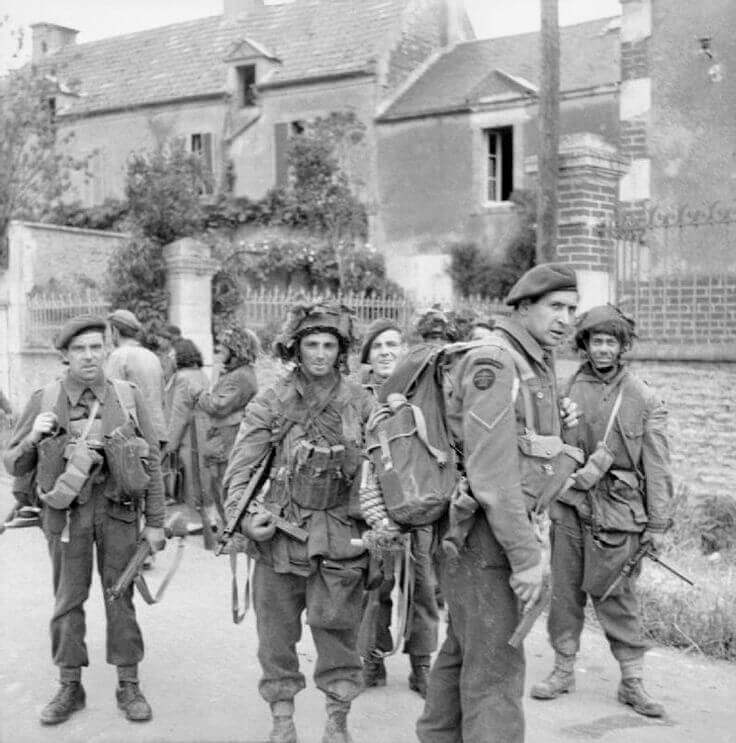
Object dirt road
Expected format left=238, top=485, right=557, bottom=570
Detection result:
left=1, top=479, right=734, bottom=743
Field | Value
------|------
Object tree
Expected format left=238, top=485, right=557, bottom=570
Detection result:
left=537, top=0, right=560, bottom=262
left=0, top=34, right=86, bottom=263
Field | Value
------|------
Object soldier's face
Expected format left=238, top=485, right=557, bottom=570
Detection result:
left=299, top=332, right=340, bottom=377
left=520, top=291, right=578, bottom=348
left=63, top=330, right=106, bottom=383
left=214, top=343, right=231, bottom=365
left=588, top=332, right=622, bottom=369
left=368, top=329, right=406, bottom=380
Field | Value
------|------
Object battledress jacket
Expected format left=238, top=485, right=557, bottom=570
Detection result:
left=441, top=316, right=564, bottom=574
left=558, top=362, right=673, bottom=533
left=223, top=369, right=375, bottom=576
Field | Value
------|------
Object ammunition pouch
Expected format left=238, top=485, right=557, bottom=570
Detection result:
left=572, top=442, right=615, bottom=491
left=290, top=441, right=350, bottom=510
left=36, top=432, right=71, bottom=493
left=518, top=433, right=584, bottom=513
left=582, top=527, right=638, bottom=597
left=104, top=419, right=151, bottom=504
left=39, top=440, right=103, bottom=510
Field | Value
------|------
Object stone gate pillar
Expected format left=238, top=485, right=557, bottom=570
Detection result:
left=525, top=133, right=628, bottom=310
left=163, top=238, right=218, bottom=369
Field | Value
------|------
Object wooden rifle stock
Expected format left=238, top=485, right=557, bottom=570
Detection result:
left=508, top=573, right=552, bottom=649
left=215, top=450, right=275, bottom=556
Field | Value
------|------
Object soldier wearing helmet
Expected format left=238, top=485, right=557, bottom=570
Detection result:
left=222, top=302, right=374, bottom=743
left=531, top=304, right=673, bottom=718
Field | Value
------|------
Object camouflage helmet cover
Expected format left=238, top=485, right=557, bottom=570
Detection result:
left=273, top=300, right=356, bottom=361
left=217, top=324, right=261, bottom=367
left=574, top=304, right=637, bottom=351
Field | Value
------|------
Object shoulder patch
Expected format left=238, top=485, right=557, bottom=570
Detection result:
left=472, top=367, right=496, bottom=390
left=471, top=356, right=504, bottom=370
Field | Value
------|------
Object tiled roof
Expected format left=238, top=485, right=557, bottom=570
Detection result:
left=47, top=0, right=407, bottom=116
left=380, top=17, right=621, bottom=120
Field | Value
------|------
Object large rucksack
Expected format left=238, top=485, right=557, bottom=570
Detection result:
left=364, top=344, right=458, bottom=527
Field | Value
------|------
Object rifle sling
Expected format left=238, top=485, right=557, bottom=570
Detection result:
left=133, top=536, right=186, bottom=605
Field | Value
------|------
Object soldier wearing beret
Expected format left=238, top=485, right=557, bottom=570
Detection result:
left=3, top=315, right=166, bottom=725
left=357, top=319, right=440, bottom=698
left=531, top=304, right=673, bottom=717
left=106, top=309, right=168, bottom=447
left=222, top=302, right=374, bottom=743
left=417, top=263, right=581, bottom=743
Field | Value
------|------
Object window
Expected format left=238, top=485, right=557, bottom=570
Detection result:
left=237, top=64, right=257, bottom=107
left=484, top=126, right=513, bottom=202
left=274, top=120, right=307, bottom=188
left=190, top=132, right=214, bottom=194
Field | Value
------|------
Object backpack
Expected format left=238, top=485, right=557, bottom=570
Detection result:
left=364, top=344, right=458, bottom=527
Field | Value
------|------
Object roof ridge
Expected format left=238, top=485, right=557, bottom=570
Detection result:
left=463, top=14, right=621, bottom=46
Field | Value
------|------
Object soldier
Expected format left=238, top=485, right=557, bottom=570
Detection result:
left=2, top=315, right=166, bottom=725
left=415, top=307, right=453, bottom=347
left=530, top=304, right=673, bottom=717
left=106, top=309, right=168, bottom=448
left=416, top=263, right=581, bottom=743
left=190, top=324, right=259, bottom=521
left=222, top=302, right=374, bottom=743
left=357, top=319, right=439, bottom=697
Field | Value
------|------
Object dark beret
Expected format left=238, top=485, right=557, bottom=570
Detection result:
left=55, top=314, right=107, bottom=350
left=359, top=318, right=402, bottom=364
left=505, top=263, right=578, bottom=306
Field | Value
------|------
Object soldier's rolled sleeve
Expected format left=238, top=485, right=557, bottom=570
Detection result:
left=132, top=388, right=165, bottom=528
left=2, top=390, right=43, bottom=478
left=222, top=389, right=277, bottom=497
left=641, top=396, right=674, bottom=531
left=457, top=349, right=541, bottom=573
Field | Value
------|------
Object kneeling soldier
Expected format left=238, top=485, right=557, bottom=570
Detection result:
left=531, top=304, right=673, bottom=716
left=3, top=315, right=166, bottom=725
left=223, top=302, right=374, bottom=743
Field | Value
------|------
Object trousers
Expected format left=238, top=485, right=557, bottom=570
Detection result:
left=417, top=518, right=525, bottom=743
left=42, top=490, right=143, bottom=671
left=253, top=559, right=364, bottom=703
left=548, top=503, right=648, bottom=661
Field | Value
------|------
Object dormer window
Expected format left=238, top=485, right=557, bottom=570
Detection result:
left=237, top=64, right=256, bottom=107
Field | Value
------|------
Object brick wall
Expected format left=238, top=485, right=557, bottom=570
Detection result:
left=621, top=38, right=649, bottom=81
left=631, top=360, right=736, bottom=502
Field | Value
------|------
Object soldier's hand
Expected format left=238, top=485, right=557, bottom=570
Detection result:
left=641, top=528, right=666, bottom=553
left=243, top=510, right=276, bottom=542
left=29, top=412, right=58, bottom=443
left=509, top=561, right=544, bottom=612
left=142, top=526, right=166, bottom=552
left=560, top=397, right=581, bottom=429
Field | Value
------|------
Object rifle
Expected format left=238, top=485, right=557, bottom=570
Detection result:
left=215, top=450, right=275, bottom=556
left=599, top=543, right=694, bottom=602
left=508, top=573, right=552, bottom=649
left=106, top=515, right=188, bottom=604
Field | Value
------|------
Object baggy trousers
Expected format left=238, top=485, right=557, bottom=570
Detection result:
left=361, top=525, right=439, bottom=657
left=417, top=520, right=525, bottom=743
left=253, top=559, right=364, bottom=703
left=548, top=503, right=648, bottom=662
left=42, top=490, right=143, bottom=672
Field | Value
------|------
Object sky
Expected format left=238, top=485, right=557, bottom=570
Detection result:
left=0, top=0, right=621, bottom=72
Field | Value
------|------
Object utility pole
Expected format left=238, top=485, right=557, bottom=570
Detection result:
left=537, top=0, right=560, bottom=262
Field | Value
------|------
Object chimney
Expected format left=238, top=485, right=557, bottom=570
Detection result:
left=30, top=23, right=79, bottom=63
left=444, top=0, right=467, bottom=47
left=223, top=0, right=264, bottom=19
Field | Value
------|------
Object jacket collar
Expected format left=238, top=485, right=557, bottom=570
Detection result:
left=575, top=361, right=629, bottom=386
left=62, top=372, right=107, bottom=407
left=494, top=316, right=549, bottom=368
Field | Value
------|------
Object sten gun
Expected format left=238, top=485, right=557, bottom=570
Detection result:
left=508, top=573, right=552, bottom=649
left=106, top=515, right=188, bottom=604
left=599, top=543, right=694, bottom=602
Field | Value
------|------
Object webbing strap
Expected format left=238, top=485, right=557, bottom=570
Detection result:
left=375, top=535, right=412, bottom=658
left=495, top=339, right=537, bottom=432
left=409, top=404, right=448, bottom=464
left=133, top=536, right=186, bottom=604
left=230, top=551, right=252, bottom=624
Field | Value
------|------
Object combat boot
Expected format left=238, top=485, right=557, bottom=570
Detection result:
left=39, top=681, right=86, bottom=725
left=530, top=652, right=576, bottom=699
left=408, top=654, right=431, bottom=698
left=321, top=697, right=353, bottom=743
left=362, top=655, right=386, bottom=688
left=617, top=678, right=665, bottom=717
left=116, top=681, right=152, bottom=722
left=269, top=700, right=298, bottom=743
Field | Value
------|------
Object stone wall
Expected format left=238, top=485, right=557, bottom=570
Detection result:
left=630, top=360, right=736, bottom=502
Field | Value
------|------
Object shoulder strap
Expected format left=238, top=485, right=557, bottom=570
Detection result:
left=111, top=379, right=140, bottom=428
left=492, top=335, right=537, bottom=433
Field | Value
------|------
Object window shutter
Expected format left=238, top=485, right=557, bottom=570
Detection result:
left=274, top=122, right=289, bottom=188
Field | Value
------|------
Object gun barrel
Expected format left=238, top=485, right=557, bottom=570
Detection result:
left=647, top=550, right=694, bottom=586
